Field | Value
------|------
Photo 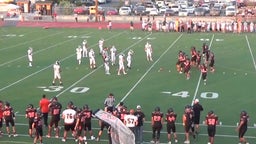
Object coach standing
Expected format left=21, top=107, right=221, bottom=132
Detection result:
left=193, top=98, right=203, bottom=134
left=39, top=94, right=50, bottom=127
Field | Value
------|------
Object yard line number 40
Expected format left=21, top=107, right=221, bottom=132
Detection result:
left=162, top=91, right=219, bottom=99
left=40, top=86, right=218, bottom=99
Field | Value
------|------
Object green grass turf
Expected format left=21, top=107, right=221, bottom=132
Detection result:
left=0, top=27, right=256, bottom=144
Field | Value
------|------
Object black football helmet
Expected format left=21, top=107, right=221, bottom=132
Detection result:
left=155, top=106, right=160, bottom=112
left=168, top=108, right=173, bottom=113
left=27, top=104, right=34, bottom=109
left=83, top=104, right=89, bottom=110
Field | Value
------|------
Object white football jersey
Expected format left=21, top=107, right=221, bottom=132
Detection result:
left=62, top=108, right=76, bottom=124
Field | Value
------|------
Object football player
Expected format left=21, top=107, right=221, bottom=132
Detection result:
left=27, top=47, right=33, bottom=67
left=205, top=110, right=218, bottom=144
left=166, top=108, right=178, bottom=144
left=25, top=104, right=37, bottom=137
left=151, top=106, right=164, bottom=144
left=237, top=111, right=249, bottom=144
left=76, top=45, right=83, bottom=65
left=52, top=61, right=62, bottom=85
left=145, top=42, right=153, bottom=62
left=117, top=54, right=127, bottom=75
left=126, top=49, right=134, bottom=69
left=88, top=49, right=96, bottom=69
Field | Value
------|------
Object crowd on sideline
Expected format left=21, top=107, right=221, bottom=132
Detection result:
left=139, top=16, right=256, bottom=33
left=0, top=93, right=250, bottom=144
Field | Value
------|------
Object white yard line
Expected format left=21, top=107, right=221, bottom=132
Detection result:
left=55, top=33, right=153, bottom=98
left=8, top=124, right=256, bottom=140
left=0, top=31, right=125, bottom=92
left=0, top=31, right=64, bottom=51
left=0, top=32, right=93, bottom=67
left=245, top=35, right=256, bottom=71
left=191, top=34, right=215, bottom=105
left=119, top=34, right=183, bottom=103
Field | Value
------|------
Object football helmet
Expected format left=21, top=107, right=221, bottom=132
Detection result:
left=155, top=106, right=160, bottom=112
left=168, top=108, right=173, bottom=113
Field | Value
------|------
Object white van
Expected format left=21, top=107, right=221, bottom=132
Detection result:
left=98, top=0, right=106, bottom=4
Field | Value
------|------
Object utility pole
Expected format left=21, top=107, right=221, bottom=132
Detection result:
left=95, top=0, right=98, bottom=22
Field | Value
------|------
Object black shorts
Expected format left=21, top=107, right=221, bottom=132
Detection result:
left=84, top=122, right=92, bottom=131
left=5, top=118, right=15, bottom=127
left=49, top=115, right=60, bottom=128
left=64, top=123, right=75, bottom=131
left=152, top=123, right=162, bottom=131
left=238, top=127, right=247, bottom=138
left=28, top=119, right=34, bottom=129
left=184, top=67, right=191, bottom=73
left=209, top=60, right=214, bottom=67
left=184, top=124, right=192, bottom=133
left=35, top=127, right=43, bottom=138
left=207, top=125, right=216, bottom=137
left=100, top=122, right=110, bottom=131
left=166, top=123, right=176, bottom=134
left=191, top=56, right=197, bottom=62
left=0, top=118, right=3, bottom=128
left=194, top=117, right=200, bottom=125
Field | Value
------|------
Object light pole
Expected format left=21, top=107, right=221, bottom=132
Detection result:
left=95, top=0, right=98, bottom=22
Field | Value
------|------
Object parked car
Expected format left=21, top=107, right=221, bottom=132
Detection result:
left=149, top=7, right=159, bottom=15
left=194, top=7, right=206, bottom=16
left=164, top=8, right=175, bottom=16
left=186, top=6, right=195, bottom=14
left=225, top=6, right=236, bottom=16
left=119, top=6, right=131, bottom=16
left=106, top=8, right=118, bottom=15
left=73, top=6, right=89, bottom=15
left=159, top=6, right=169, bottom=14
left=178, top=9, right=188, bottom=16
left=201, top=3, right=210, bottom=12
left=210, top=7, right=221, bottom=16
left=170, top=4, right=179, bottom=13
left=134, top=6, right=146, bottom=15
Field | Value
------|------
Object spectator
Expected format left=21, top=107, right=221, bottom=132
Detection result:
left=39, top=94, right=50, bottom=127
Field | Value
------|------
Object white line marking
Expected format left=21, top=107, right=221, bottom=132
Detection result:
left=0, top=31, right=125, bottom=92
left=191, top=34, right=215, bottom=105
left=55, top=33, right=153, bottom=98
left=0, top=32, right=92, bottom=67
left=245, top=35, right=256, bottom=71
left=0, top=31, right=64, bottom=52
left=119, top=34, right=183, bottom=103
left=11, top=123, right=256, bottom=140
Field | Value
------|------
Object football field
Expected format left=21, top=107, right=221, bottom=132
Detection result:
left=1, top=27, right=256, bottom=144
